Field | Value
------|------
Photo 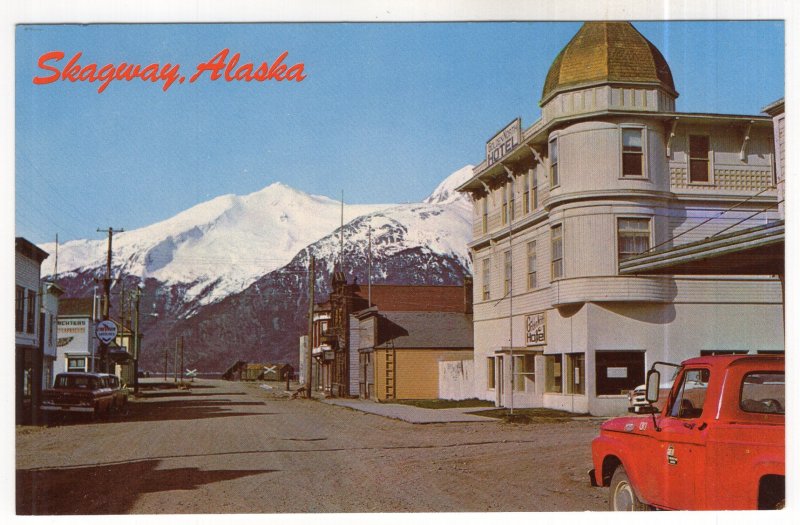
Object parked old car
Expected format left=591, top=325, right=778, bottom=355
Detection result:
left=591, top=355, right=784, bottom=510
left=99, top=373, right=129, bottom=413
left=40, top=372, right=115, bottom=419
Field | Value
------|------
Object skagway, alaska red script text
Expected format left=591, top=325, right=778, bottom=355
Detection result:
left=33, top=49, right=307, bottom=93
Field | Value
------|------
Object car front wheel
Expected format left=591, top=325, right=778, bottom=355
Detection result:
left=609, top=465, right=648, bottom=511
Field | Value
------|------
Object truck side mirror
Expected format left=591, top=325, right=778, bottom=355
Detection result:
left=646, top=370, right=661, bottom=403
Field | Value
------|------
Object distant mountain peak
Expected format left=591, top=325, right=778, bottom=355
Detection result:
left=423, top=165, right=474, bottom=205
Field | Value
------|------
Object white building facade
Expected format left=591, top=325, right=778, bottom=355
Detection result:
left=15, top=237, right=49, bottom=424
left=457, top=22, right=783, bottom=416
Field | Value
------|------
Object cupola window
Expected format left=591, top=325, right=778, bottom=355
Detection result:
left=622, top=128, right=644, bottom=177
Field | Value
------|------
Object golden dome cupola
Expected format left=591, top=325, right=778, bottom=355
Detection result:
left=540, top=22, right=678, bottom=111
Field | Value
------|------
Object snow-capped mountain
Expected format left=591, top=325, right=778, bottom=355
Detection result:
left=46, top=166, right=476, bottom=370
left=42, top=183, right=395, bottom=305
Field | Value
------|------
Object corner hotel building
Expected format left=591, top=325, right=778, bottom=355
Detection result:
left=456, top=22, right=783, bottom=416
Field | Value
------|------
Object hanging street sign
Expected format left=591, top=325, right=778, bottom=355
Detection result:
left=95, top=320, right=118, bottom=345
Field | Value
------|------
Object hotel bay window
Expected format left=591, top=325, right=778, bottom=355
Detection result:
left=617, top=218, right=650, bottom=261
left=513, top=354, right=535, bottom=392
left=481, top=197, right=488, bottom=234
left=545, top=354, right=563, bottom=393
left=689, top=135, right=711, bottom=183
left=482, top=258, right=491, bottom=300
left=549, top=137, right=559, bottom=187
left=595, top=351, right=645, bottom=396
left=551, top=224, right=563, bottom=279
left=565, top=353, right=585, bottom=395
left=527, top=241, right=537, bottom=290
left=621, top=127, right=644, bottom=177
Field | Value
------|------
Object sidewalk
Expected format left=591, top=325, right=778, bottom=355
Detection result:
left=322, top=398, right=497, bottom=424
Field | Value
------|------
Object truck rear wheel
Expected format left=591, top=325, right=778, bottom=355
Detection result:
left=609, top=465, right=648, bottom=511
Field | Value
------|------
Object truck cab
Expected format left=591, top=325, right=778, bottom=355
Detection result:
left=590, top=355, right=784, bottom=510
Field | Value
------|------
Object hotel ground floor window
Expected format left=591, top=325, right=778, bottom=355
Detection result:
left=545, top=354, right=562, bottom=393
left=565, top=353, right=585, bottom=395
left=487, top=357, right=496, bottom=389
left=595, top=351, right=645, bottom=396
left=513, top=354, right=535, bottom=392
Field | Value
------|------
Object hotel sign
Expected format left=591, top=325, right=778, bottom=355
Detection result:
left=486, top=118, right=521, bottom=167
left=525, top=311, right=546, bottom=346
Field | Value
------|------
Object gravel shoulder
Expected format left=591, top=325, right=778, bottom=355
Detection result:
left=16, top=378, right=606, bottom=514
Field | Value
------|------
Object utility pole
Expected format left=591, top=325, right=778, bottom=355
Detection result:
left=97, top=227, right=124, bottom=373
left=54, top=233, right=58, bottom=279
left=180, top=336, right=184, bottom=384
left=164, top=346, right=168, bottom=380
left=305, top=255, right=315, bottom=398
left=133, top=286, right=141, bottom=394
left=174, top=336, right=179, bottom=383
left=503, top=167, right=515, bottom=416
left=339, top=191, right=344, bottom=274
left=367, top=226, right=372, bottom=305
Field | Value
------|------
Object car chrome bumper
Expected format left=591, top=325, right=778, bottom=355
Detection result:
left=41, top=405, right=94, bottom=413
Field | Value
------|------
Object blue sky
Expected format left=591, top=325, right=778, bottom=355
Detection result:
left=15, top=21, right=784, bottom=244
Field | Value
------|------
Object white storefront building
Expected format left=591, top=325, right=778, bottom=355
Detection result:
left=456, top=22, right=783, bottom=416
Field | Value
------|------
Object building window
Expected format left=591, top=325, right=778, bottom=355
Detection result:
left=501, top=185, right=509, bottom=225
left=527, top=241, right=537, bottom=290
left=549, top=138, right=559, bottom=187
left=503, top=250, right=512, bottom=296
left=566, top=353, right=585, bottom=395
left=482, top=258, right=491, bottom=300
left=514, top=355, right=535, bottom=392
left=67, top=357, right=86, bottom=372
left=622, top=128, right=644, bottom=177
left=16, top=286, right=24, bottom=332
left=26, top=289, right=36, bottom=334
left=545, top=354, right=562, bottom=393
left=508, top=181, right=515, bottom=222
left=617, top=218, right=650, bottom=261
left=669, top=368, right=710, bottom=419
left=481, top=197, right=488, bottom=234
left=688, top=135, right=710, bottom=183
left=595, top=351, right=645, bottom=396
left=532, top=169, right=539, bottom=209
left=522, top=173, right=530, bottom=214
left=551, top=224, right=563, bottom=280
left=487, top=357, right=496, bottom=389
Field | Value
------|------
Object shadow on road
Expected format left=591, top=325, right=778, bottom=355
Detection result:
left=17, top=459, right=278, bottom=514
left=137, top=391, right=246, bottom=399
left=44, top=399, right=273, bottom=426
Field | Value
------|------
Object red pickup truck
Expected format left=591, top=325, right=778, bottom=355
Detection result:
left=590, top=355, right=784, bottom=510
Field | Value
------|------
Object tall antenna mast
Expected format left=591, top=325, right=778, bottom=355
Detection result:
left=54, top=233, right=58, bottom=280
left=368, top=225, right=372, bottom=305
left=340, top=190, right=344, bottom=275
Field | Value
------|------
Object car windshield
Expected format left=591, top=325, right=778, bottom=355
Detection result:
left=54, top=375, right=98, bottom=389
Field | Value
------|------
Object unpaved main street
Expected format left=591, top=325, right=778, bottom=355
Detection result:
left=16, top=379, right=606, bottom=514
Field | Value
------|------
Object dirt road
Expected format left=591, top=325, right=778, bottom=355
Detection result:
left=16, top=379, right=607, bottom=514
